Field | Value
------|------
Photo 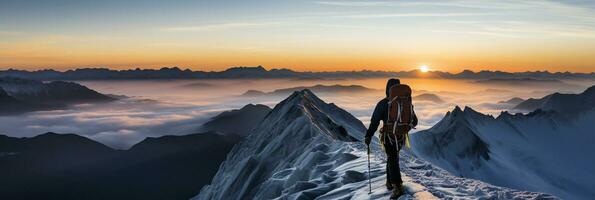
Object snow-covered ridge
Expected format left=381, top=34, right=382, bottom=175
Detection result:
left=195, top=90, right=554, bottom=200
left=195, top=89, right=367, bottom=199
left=411, top=101, right=595, bottom=199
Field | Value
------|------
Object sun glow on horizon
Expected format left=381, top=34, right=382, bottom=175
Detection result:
left=420, top=65, right=430, bottom=73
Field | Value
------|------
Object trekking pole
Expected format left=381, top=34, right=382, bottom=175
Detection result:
left=367, top=144, right=372, bottom=194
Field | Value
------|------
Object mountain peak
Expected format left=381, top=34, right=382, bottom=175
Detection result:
left=439, top=106, right=494, bottom=132
left=285, top=89, right=318, bottom=102
left=514, top=84, right=595, bottom=115
left=196, top=89, right=367, bottom=199
left=449, top=105, right=464, bottom=117
left=582, top=85, right=595, bottom=95
left=224, top=66, right=267, bottom=72
left=268, top=89, right=363, bottom=142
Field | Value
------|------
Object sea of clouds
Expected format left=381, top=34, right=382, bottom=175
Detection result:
left=0, top=78, right=592, bottom=149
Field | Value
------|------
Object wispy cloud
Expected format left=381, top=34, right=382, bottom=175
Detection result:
left=434, top=22, right=595, bottom=39
left=161, top=22, right=282, bottom=32
left=314, top=0, right=518, bottom=9
left=339, top=12, right=497, bottom=19
left=431, top=30, right=521, bottom=38
left=316, top=1, right=391, bottom=6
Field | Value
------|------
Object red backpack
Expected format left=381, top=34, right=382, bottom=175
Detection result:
left=386, top=84, right=413, bottom=148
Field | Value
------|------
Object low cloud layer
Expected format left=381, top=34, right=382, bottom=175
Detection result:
left=0, top=78, right=592, bottom=149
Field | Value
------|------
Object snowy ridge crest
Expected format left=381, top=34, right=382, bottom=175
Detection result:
left=414, top=106, right=492, bottom=170
left=195, top=89, right=368, bottom=200
left=275, top=89, right=363, bottom=141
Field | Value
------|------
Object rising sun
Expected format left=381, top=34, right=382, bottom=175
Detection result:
left=419, top=65, right=430, bottom=73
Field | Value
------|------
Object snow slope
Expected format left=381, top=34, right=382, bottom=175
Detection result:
left=411, top=104, right=595, bottom=199
left=195, top=90, right=554, bottom=200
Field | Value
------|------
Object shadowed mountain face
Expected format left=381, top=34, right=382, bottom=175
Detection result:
left=498, top=97, right=524, bottom=105
left=0, top=132, right=239, bottom=200
left=199, top=104, right=271, bottom=136
left=411, top=86, right=595, bottom=199
left=0, top=77, right=113, bottom=104
left=0, top=77, right=114, bottom=114
left=0, top=87, right=39, bottom=114
left=514, top=85, right=595, bottom=115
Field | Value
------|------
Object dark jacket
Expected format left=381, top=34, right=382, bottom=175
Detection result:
left=365, top=79, right=418, bottom=138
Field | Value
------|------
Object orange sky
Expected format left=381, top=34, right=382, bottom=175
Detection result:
left=2, top=46, right=593, bottom=73
left=2, top=0, right=595, bottom=73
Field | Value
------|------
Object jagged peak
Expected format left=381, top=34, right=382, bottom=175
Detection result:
left=453, top=105, right=463, bottom=113
left=443, top=106, right=494, bottom=124
left=224, top=66, right=267, bottom=72
left=264, top=89, right=363, bottom=142
left=449, top=106, right=482, bottom=117
left=278, top=89, right=322, bottom=107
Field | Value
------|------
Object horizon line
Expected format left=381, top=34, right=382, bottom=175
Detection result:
left=1, top=66, right=593, bottom=74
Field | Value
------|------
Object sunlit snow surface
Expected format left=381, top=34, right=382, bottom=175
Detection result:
left=194, top=90, right=556, bottom=200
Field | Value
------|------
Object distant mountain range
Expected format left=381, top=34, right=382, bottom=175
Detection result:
left=513, top=85, right=595, bottom=114
left=242, top=84, right=377, bottom=97
left=1, top=66, right=593, bottom=80
left=0, top=77, right=114, bottom=114
left=414, top=93, right=445, bottom=103
left=498, top=97, right=525, bottom=105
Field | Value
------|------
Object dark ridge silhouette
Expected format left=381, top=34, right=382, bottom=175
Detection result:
left=0, top=77, right=113, bottom=104
left=0, top=132, right=239, bottom=200
left=241, top=89, right=267, bottom=97
left=514, top=85, right=595, bottom=115
left=241, top=84, right=377, bottom=97
left=498, top=97, right=525, bottom=105
left=0, top=77, right=114, bottom=114
left=1, top=66, right=593, bottom=80
left=199, top=104, right=271, bottom=136
left=414, top=93, right=444, bottom=103
left=0, top=86, right=60, bottom=115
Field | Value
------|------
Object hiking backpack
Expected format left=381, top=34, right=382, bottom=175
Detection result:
left=386, top=84, right=414, bottom=149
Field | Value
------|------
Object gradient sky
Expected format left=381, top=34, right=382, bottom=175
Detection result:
left=1, top=0, right=595, bottom=72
